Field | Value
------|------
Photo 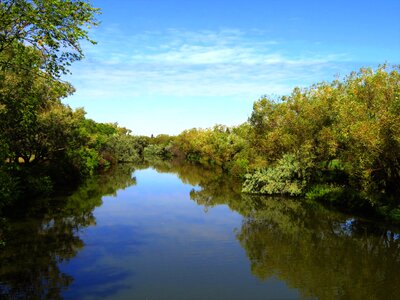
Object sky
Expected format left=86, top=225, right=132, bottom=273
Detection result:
left=64, top=0, right=400, bottom=136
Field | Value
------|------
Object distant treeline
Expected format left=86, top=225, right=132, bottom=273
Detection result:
left=148, top=65, right=400, bottom=222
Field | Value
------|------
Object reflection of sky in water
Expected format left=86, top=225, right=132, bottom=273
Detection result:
left=60, top=168, right=301, bottom=300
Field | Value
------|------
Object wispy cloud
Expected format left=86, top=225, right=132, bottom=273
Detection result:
left=68, top=28, right=350, bottom=100
left=63, top=28, right=355, bottom=134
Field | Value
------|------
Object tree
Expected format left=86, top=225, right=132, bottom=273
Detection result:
left=245, top=65, right=400, bottom=216
left=0, top=43, right=76, bottom=164
left=0, top=0, right=100, bottom=77
left=0, top=0, right=100, bottom=168
left=334, top=65, right=400, bottom=198
left=0, top=0, right=103, bottom=202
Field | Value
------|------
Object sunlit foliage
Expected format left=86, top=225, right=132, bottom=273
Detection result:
left=0, top=0, right=139, bottom=205
left=171, top=65, right=400, bottom=221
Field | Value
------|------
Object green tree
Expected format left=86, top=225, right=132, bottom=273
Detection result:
left=0, top=0, right=100, bottom=77
left=333, top=66, right=400, bottom=199
left=0, top=47, right=75, bottom=165
left=0, top=0, right=103, bottom=203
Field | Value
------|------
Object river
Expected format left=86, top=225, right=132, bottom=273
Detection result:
left=1, top=161, right=399, bottom=299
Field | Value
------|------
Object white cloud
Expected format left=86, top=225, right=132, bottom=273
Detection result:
left=63, top=28, right=355, bottom=134
left=68, top=28, right=349, bottom=100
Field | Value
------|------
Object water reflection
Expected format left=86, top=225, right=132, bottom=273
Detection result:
left=152, top=161, right=400, bottom=300
left=1, top=160, right=400, bottom=299
left=193, top=186, right=400, bottom=298
left=136, top=158, right=227, bottom=186
left=0, top=164, right=136, bottom=299
left=236, top=197, right=400, bottom=300
left=142, top=159, right=244, bottom=211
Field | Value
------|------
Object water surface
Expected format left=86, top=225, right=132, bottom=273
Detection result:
left=1, top=162, right=399, bottom=299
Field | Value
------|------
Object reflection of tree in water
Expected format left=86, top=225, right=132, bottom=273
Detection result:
left=236, top=197, right=400, bottom=300
left=177, top=161, right=400, bottom=300
left=136, top=158, right=226, bottom=187
left=144, top=159, right=245, bottom=212
left=0, top=164, right=136, bottom=299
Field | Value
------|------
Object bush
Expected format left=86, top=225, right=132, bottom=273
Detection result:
left=72, top=148, right=101, bottom=176
left=242, top=154, right=308, bottom=196
left=305, top=184, right=346, bottom=203
left=25, top=175, right=53, bottom=197
left=144, top=144, right=165, bottom=157
left=375, top=205, right=400, bottom=223
left=0, top=168, right=20, bottom=209
left=305, top=184, right=371, bottom=213
left=228, top=158, right=249, bottom=178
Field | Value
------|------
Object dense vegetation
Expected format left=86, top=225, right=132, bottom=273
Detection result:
left=167, top=65, right=400, bottom=222
left=0, top=0, right=149, bottom=207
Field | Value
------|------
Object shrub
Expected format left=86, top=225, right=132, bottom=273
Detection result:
left=242, top=154, right=308, bottom=196
left=305, top=184, right=370, bottom=213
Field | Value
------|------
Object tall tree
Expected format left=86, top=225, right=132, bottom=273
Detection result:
left=0, top=0, right=100, bottom=202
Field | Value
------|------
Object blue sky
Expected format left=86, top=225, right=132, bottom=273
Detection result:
left=64, top=0, right=400, bottom=136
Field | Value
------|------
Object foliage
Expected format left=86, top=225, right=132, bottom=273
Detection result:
left=0, top=0, right=100, bottom=77
left=305, top=184, right=367, bottom=210
left=169, top=65, right=400, bottom=221
left=143, top=144, right=167, bottom=157
left=305, top=184, right=346, bottom=203
left=0, top=44, right=74, bottom=164
left=171, top=124, right=253, bottom=177
left=242, top=154, right=308, bottom=196
left=0, top=1, right=141, bottom=206
left=0, top=167, right=19, bottom=208
left=243, top=65, right=400, bottom=213
left=143, top=134, right=174, bottom=160
left=333, top=66, right=400, bottom=199
left=103, top=134, right=142, bottom=163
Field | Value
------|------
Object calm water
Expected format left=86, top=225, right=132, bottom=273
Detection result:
left=1, top=162, right=399, bottom=299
